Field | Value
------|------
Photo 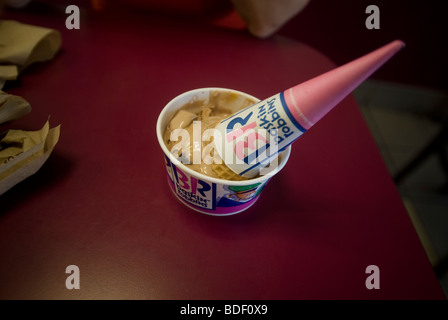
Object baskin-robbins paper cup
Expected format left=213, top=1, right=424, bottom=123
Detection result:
left=156, top=88, right=291, bottom=216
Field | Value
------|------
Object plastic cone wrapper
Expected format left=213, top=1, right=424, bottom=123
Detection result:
left=215, top=40, right=405, bottom=178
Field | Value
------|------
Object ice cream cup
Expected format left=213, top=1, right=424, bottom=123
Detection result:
left=156, top=88, right=292, bottom=216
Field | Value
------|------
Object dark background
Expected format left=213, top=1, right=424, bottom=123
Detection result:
left=3, top=0, right=447, bottom=93
left=279, top=0, right=448, bottom=93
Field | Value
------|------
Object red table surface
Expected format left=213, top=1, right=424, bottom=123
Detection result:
left=0, top=4, right=445, bottom=300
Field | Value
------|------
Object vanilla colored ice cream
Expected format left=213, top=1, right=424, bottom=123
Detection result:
left=163, top=91, right=257, bottom=181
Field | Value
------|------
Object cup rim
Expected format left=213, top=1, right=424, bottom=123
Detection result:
left=156, top=87, right=292, bottom=186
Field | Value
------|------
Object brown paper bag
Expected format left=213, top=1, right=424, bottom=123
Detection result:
left=0, top=19, right=62, bottom=89
left=0, top=90, right=31, bottom=125
left=0, top=120, right=60, bottom=195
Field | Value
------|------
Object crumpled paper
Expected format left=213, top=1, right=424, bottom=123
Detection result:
left=0, top=89, right=31, bottom=125
left=0, top=19, right=62, bottom=89
left=0, top=119, right=60, bottom=195
left=0, top=18, right=62, bottom=195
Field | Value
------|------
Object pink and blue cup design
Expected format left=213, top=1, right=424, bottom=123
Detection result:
left=156, top=88, right=292, bottom=216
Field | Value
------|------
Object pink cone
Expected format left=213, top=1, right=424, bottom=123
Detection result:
left=284, top=40, right=405, bottom=130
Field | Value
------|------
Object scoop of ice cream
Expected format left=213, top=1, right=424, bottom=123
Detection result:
left=164, top=91, right=256, bottom=181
